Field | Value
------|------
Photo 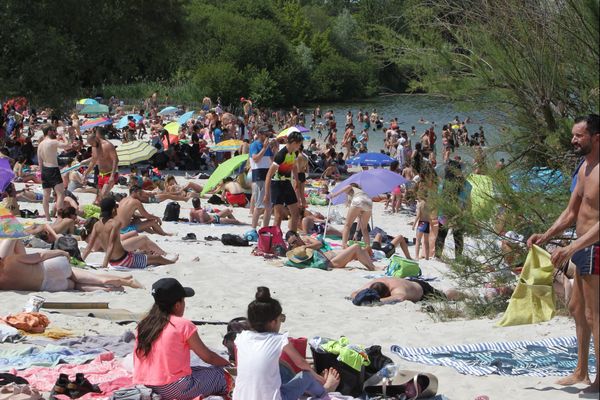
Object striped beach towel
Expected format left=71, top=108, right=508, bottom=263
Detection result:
left=391, top=336, right=596, bottom=377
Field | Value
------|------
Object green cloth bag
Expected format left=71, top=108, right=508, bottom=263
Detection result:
left=386, top=255, right=421, bottom=278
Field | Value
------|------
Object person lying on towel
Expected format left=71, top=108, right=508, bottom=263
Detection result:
left=351, top=277, right=464, bottom=305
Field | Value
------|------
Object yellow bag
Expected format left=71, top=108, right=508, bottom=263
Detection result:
left=497, top=245, right=555, bottom=327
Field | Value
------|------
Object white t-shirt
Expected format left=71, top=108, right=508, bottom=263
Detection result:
left=232, top=330, right=289, bottom=400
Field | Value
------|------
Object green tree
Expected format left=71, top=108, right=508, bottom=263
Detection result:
left=193, top=62, right=245, bottom=105
left=248, top=69, right=283, bottom=107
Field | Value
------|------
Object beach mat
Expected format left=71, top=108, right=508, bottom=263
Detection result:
left=391, top=336, right=596, bottom=377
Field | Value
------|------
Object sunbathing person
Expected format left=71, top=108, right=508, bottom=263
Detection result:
left=301, top=215, right=343, bottom=237
left=15, top=187, right=44, bottom=202
left=135, top=186, right=192, bottom=204
left=117, top=186, right=172, bottom=235
left=189, top=198, right=245, bottom=225
left=24, top=207, right=79, bottom=244
left=84, top=198, right=177, bottom=269
left=81, top=218, right=167, bottom=257
left=0, top=239, right=142, bottom=292
left=165, top=175, right=203, bottom=194
left=285, top=231, right=381, bottom=271
left=13, top=156, right=41, bottom=183
left=351, top=277, right=462, bottom=304
left=215, top=177, right=248, bottom=207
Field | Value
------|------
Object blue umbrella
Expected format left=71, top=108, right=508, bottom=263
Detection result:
left=0, top=158, right=15, bottom=193
left=178, top=111, right=196, bottom=125
left=115, top=114, right=144, bottom=130
left=510, top=167, right=565, bottom=193
left=158, top=106, right=178, bottom=116
left=329, top=169, right=409, bottom=205
left=346, top=152, right=395, bottom=167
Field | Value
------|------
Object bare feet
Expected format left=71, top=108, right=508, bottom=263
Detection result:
left=323, top=368, right=340, bottom=392
left=556, top=373, right=591, bottom=386
left=166, top=254, right=179, bottom=263
left=125, top=277, right=144, bottom=289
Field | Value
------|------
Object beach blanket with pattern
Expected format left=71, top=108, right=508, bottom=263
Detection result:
left=391, top=336, right=596, bottom=377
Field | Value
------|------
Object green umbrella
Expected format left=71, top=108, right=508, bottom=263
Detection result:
left=201, top=154, right=249, bottom=195
left=80, top=104, right=109, bottom=115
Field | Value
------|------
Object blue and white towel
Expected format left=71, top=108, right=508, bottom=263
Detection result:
left=391, top=336, right=596, bottom=377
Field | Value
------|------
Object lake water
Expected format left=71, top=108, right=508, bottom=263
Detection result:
left=303, top=95, right=503, bottom=161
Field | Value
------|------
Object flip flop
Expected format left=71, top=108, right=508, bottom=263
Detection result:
left=182, top=233, right=197, bottom=241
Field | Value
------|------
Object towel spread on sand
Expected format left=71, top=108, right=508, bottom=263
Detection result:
left=26, top=331, right=135, bottom=358
left=14, top=352, right=131, bottom=397
left=391, top=336, right=596, bottom=377
left=497, top=245, right=555, bottom=327
left=0, top=344, right=101, bottom=371
left=0, top=324, right=21, bottom=343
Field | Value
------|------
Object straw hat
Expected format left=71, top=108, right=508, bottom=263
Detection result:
left=286, top=246, right=314, bottom=263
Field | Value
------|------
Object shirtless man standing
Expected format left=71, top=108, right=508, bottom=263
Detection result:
left=528, top=114, right=599, bottom=393
left=0, top=239, right=142, bottom=292
left=89, top=198, right=176, bottom=269
left=37, top=125, right=70, bottom=221
left=83, top=129, right=119, bottom=203
left=117, top=186, right=172, bottom=236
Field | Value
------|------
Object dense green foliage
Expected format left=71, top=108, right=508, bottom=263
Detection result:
left=0, top=0, right=411, bottom=108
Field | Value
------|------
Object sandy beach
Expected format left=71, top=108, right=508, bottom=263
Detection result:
left=0, top=177, right=586, bottom=400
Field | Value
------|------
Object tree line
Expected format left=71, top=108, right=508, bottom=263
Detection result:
left=0, top=0, right=410, bottom=108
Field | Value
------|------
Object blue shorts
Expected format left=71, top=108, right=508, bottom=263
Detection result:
left=120, top=224, right=137, bottom=234
left=417, top=221, right=430, bottom=234
left=571, top=244, right=600, bottom=276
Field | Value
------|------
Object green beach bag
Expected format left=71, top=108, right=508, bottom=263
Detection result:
left=386, top=255, right=421, bottom=278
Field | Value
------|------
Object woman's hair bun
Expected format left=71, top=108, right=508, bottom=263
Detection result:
left=255, top=286, right=271, bottom=301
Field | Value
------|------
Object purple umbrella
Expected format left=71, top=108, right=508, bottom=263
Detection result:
left=294, top=125, right=310, bottom=133
left=329, top=169, right=409, bottom=205
left=0, top=158, right=15, bottom=193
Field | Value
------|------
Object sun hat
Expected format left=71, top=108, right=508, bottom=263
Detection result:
left=152, top=278, right=194, bottom=305
left=286, top=246, right=314, bottom=263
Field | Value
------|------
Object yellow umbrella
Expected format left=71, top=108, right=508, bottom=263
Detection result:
left=164, top=122, right=181, bottom=136
left=117, top=141, right=157, bottom=166
left=451, top=124, right=460, bottom=130
left=210, top=139, right=243, bottom=152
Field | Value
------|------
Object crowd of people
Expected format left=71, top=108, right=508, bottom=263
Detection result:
left=0, top=94, right=598, bottom=397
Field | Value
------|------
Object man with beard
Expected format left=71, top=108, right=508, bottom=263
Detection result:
left=528, top=114, right=599, bottom=393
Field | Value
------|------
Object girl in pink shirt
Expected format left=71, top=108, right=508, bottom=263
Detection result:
left=133, top=278, right=232, bottom=399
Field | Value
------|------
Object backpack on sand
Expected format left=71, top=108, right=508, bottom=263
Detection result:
left=163, top=202, right=180, bottom=222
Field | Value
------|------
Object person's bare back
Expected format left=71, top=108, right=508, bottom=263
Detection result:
left=37, top=139, right=60, bottom=168
left=94, top=218, right=127, bottom=265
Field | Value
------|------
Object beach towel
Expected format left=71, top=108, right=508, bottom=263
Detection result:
left=391, top=336, right=596, bottom=377
left=0, top=344, right=101, bottom=371
left=497, top=245, right=555, bottom=327
left=14, top=352, right=132, bottom=397
left=26, top=331, right=135, bottom=358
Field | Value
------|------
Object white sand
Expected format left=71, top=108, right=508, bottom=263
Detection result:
left=1, top=178, right=587, bottom=400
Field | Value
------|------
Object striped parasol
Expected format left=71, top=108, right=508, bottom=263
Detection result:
left=116, top=141, right=157, bottom=166
left=81, top=117, right=111, bottom=131
left=210, top=139, right=243, bottom=152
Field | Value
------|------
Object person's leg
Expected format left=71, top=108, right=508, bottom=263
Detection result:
left=280, top=371, right=326, bottom=400
left=391, top=235, right=412, bottom=259
left=54, top=183, right=65, bottom=215
left=557, top=271, right=591, bottom=385
left=0, top=239, right=19, bottom=257
left=70, top=269, right=143, bottom=289
left=428, top=220, right=438, bottom=258
left=137, top=219, right=172, bottom=236
left=147, top=254, right=178, bottom=265
left=123, top=236, right=167, bottom=255
left=359, top=210, right=371, bottom=248
left=415, top=231, right=423, bottom=260
left=453, top=227, right=464, bottom=258
left=262, top=204, right=272, bottom=227
left=581, top=275, right=599, bottom=393
left=287, top=203, right=299, bottom=233
left=301, top=216, right=315, bottom=234
left=342, top=207, right=362, bottom=248
left=42, top=188, right=52, bottom=221
left=185, top=182, right=203, bottom=193
left=422, top=232, right=430, bottom=260
left=436, top=224, right=449, bottom=258
left=251, top=207, right=263, bottom=229
left=273, top=204, right=284, bottom=228
left=218, top=208, right=235, bottom=218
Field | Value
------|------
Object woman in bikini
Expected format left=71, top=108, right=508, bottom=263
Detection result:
left=330, top=183, right=373, bottom=251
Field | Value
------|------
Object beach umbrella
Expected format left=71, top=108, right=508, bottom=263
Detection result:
left=210, top=139, right=243, bottom=152
left=164, top=121, right=181, bottom=136
left=158, top=106, right=178, bottom=116
left=116, top=141, right=157, bottom=166
left=3, top=97, right=28, bottom=113
left=0, top=158, right=15, bottom=192
left=80, top=104, right=109, bottom=115
left=346, top=152, right=395, bottom=167
left=0, top=206, right=28, bottom=239
left=276, top=125, right=311, bottom=139
left=329, top=169, right=409, bottom=206
left=201, top=154, right=249, bottom=195
left=178, top=111, right=196, bottom=125
left=467, top=174, right=494, bottom=220
left=81, top=117, right=111, bottom=131
left=77, top=98, right=99, bottom=105
left=115, top=114, right=144, bottom=130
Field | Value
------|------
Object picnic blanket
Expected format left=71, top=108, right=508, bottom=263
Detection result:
left=391, top=336, right=596, bottom=377
left=0, top=344, right=101, bottom=371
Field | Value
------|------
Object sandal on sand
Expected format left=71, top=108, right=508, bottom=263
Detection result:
left=67, top=373, right=101, bottom=398
left=182, top=233, right=197, bottom=241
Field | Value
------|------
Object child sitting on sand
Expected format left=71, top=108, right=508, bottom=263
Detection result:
left=133, top=278, right=232, bottom=400
left=233, top=287, right=340, bottom=400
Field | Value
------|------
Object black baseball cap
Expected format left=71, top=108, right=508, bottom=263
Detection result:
left=151, top=278, right=195, bottom=305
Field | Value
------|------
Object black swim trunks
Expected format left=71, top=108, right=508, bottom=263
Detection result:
left=298, top=172, right=306, bottom=183
left=270, top=180, right=298, bottom=206
left=413, top=280, right=446, bottom=301
left=41, top=167, right=63, bottom=189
